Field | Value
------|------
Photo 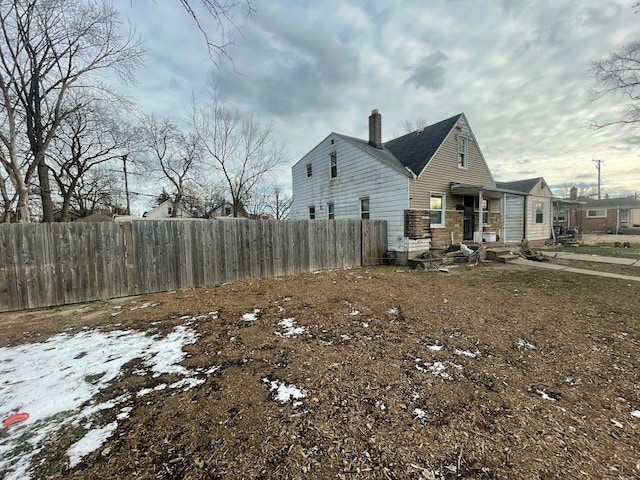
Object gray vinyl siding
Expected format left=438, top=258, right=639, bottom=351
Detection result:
left=409, top=117, right=495, bottom=210
left=292, top=134, right=408, bottom=249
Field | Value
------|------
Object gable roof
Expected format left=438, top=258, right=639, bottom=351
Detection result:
left=384, top=114, right=462, bottom=175
left=334, top=133, right=411, bottom=177
left=495, top=177, right=545, bottom=194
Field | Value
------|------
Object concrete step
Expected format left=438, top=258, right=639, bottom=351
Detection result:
left=486, top=248, right=518, bottom=263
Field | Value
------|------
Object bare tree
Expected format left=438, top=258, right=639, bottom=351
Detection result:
left=0, top=0, right=144, bottom=222
left=69, top=168, right=123, bottom=218
left=402, top=117, right=429, bottom=134
left=49, top=93, right=135, bottom=221
left=553, top=182, right=598, bottom=199
left=589, top=40, right=640, bottom=128
left=177, top=0, right=254, bottom=61
left=193, top=96, right=286, bottom=217
left=141, top=116, right=203, bottom=218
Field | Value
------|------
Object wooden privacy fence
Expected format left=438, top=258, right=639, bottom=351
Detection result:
left=0, top=219, right=387, bottom=312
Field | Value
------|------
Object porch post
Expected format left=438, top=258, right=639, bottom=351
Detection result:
left=502, top=193, right=506, bottom=244
left=478, top=190, right=483, bottom=243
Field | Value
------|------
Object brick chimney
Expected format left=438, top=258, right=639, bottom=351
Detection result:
left=570, top=186, right=577, bottom=200
left=368, top=109, right=382, bottom=149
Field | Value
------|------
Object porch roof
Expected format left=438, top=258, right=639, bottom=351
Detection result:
left=450, top=182, right=526, bottom=199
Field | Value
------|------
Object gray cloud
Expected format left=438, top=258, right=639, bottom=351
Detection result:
left=404, top=51, right=448, bottom=91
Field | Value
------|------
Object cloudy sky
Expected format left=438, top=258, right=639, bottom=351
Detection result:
left=114, top=0, right=640, bottom=201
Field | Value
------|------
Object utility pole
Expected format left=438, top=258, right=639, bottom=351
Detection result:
left=592, top=159, right=604, bottom=200
left=123, top=154, right=130, bottom=215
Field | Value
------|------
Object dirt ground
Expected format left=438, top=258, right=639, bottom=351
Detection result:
left=1, top=261, right=640, bottom=479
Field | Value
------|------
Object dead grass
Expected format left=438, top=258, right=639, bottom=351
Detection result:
left=2, top=263, right=640, bottom=479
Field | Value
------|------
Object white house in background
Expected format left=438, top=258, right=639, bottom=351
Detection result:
left=495, top=177, right=554, bottom=244
left=291, top=109, right=541, bottom=261
left=143, top=199, right=193, bottom=219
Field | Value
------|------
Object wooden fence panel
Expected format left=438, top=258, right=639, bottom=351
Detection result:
left=0, top=219, right=387, bottom=312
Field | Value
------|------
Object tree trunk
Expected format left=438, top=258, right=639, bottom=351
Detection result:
left=36, top=152, right=55, bottom=222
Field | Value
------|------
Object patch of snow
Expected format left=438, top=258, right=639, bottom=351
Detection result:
left=0, top=324, right=201, bottom=480
left=242, top=309, right=261, bottom=322
left=427, top=344, right=443, bottom=351
left=362, top=322, right=369, bottom=328
left=169, top=377, right=205, bottom=392
left=347, top=310, right=360, bottom=316
left=110, top=311, right=123, bottom=317
left=388, top=307, right=399, bottom=315
left=413, top=408, right=427, bottom=420
left=454, top=349, right=480, bottom=358
left=262, top=378, right=306, bottom=406
left=116, top=407, right=133, bottom=420
left=130, top=302, right=158, bottom=311
left=631, top=410, right=640, bottom=419
left=516, top=339, right=536, bottom=351
left=276, top=318, right=307, bottom=337
left=536, top=390, right=556, bottom=401
left=340, top=334, right=352, bottom=341
left=376, top=401, right=386, bottom=411
left=67, top=421, right=118, bottom=468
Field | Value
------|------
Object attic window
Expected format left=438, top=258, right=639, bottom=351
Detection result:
left=330, top=152, right=337, bottom=179
left=331, top=139, right=334, bottom=144
left=306, top=163, right=312, bottom=178
left=458, top=136, right=468, bottom=169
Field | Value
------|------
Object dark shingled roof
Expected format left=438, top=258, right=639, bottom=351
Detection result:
left=383, top=114, right=462, bottom=175
left=495, top=177, right=544, bottom=194
left=582, top=196, right=640, bottom=208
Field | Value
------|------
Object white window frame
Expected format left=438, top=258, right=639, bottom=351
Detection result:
left=535, top=202, right=544, bottom=224
left=482, top=198, right=489, bottom=225
left=430, top=193, right=445, bottom=227
left=457, top=136, right=468, bottom=169
left=309, top=206, right=316, bottom=219
left=330, top=152, right=337, bottom=179
left=360, top=197, right=370, bottom=219
left=306, top=163, right=312, bottom=178
left=327, top=202, right=335, bottom=220
left=586, top=209, right=607, bottom=218
left=554, top=210, right=567, bottom=222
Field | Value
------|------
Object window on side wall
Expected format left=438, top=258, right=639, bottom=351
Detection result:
left=482, top=198, right=489, bottom=225
left=309, top=206, right=315, bottom=219
left=306, top=163, right=312, bottom=178
left=430, top=193, right=445, bottom=227
left=458, top=136, right=467, bottom=169
left=586, top=209, right=606, bottom=218
left=330, top=152, right=337, bottom=179
left=328, top=203, right=335, bottom=219
left=360, top=197, right=370, bottom=219
left=535, top=202, right=544, bottom=224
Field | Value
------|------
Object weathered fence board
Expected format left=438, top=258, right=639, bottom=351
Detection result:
left=0, top=219, right=387, bottom=312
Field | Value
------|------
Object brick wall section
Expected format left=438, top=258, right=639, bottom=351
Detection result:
left=580, top=209, right=618, bottom=233
left=430, top=210, right=464, bottom=247
left=404, top=210, right=431, bottom=239
left=486, top=213, right=500, bottom=235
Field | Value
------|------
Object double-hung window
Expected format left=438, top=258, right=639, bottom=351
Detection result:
left=360, top=198, right=370, bottom=219
left=309, top=206, right=316, bottom=219
left=482, top=198, right=489, bottom=225
left=430, top=193, right=445, bottom=227
left=458, top=136, right=468, bottom=169
left=330, top=152, right=337, bottom=179
left=535, top=202, right=544, bottom=224
left=328, top=203, right=335, bottom=220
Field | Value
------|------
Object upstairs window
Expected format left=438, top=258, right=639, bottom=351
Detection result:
left=309, top=206, right=315, bottom=219
left=167, top=206, right=173, bottom=216
left=328, top=203, right=335, bottom=220
left=458, top=136, right=467, bottom=169
left=360, top=197, right=370, bottom=219
left=330, top=152, right=337, bottom=179
left=306, top=163, right=312, bottom=178
left=535, top=202, right=544, bottom=224
left=224, top=206, right=232, bottom=216
left=430, top=193, right=445, bottom=227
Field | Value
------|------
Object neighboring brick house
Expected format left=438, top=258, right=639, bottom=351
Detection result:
left=571, top=194, right=640, bottom=233
left=291, top=109, right=539, bottom=261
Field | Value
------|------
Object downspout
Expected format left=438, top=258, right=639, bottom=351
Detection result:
left=616, top=207, right=620, bottom=234
left=523, top=196, right=527, bottom=243
left=478, top=190, right=484, bottom=243
left=501, top=193, right=506, bottom=245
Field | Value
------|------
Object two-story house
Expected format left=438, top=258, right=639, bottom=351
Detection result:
left=292, top=110, right=528, bottom=261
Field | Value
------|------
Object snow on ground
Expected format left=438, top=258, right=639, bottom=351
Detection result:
left=275, top=318, right=307, bottom=337
left=0, top=315, right=219, bottom=480
left=631, top=410, right=640, bottom=419
left=263, top=378, right=306, bottom=407
left=516, top=339, right=536, bottom=350
left=242, top=309, right=261, bottom=322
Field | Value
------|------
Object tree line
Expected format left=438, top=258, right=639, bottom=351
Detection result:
left=0, top=0, right=290, bottom=223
